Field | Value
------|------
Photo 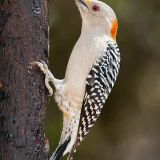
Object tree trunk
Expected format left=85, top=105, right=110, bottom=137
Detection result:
left=0, top=0, right=49, bottom=159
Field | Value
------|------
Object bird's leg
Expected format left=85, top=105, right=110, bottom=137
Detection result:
left=31, top=61, right=64, bottom=96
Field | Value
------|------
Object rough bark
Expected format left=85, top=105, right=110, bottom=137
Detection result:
left=0, top=0, right=49, bottom=159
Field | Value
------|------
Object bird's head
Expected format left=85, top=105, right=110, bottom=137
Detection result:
left=75, top=0, right=118, bottom=41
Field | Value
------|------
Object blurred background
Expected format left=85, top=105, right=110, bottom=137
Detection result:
left=46, top=0, right=160, bottom=159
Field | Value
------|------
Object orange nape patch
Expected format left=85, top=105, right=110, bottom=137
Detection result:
left=111, top=19, right=118, bottom=41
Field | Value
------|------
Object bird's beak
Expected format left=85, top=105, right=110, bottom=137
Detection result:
left=75, top=0, right=89, bottom=10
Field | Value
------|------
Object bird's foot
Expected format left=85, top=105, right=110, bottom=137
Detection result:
left=30, top=61, right=54, bottom=96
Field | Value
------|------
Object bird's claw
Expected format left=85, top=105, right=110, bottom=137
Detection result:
left=40, top=60, right=49, bottom=69
left=30, top=61, right=54, bottom=97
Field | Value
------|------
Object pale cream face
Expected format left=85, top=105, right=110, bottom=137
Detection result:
left=75, top=0, right=118, bottom=40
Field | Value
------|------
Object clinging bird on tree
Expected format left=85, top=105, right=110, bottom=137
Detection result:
left=33, top=0, right=120, bottom=159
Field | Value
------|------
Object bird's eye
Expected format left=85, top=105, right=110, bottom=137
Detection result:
left=92, top=5, right=100, bottom=12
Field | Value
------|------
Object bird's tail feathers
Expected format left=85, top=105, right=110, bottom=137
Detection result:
left=50, top=113, right=80, bottom=160
left=50, top=137, right=71, bottom=160
left=67, top=146, right=77, bottom=160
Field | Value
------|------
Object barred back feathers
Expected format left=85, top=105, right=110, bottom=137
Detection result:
left=68, top=41, right=120, bottom=160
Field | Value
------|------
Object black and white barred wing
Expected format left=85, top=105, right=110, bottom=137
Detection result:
left=76, top=42, right=120, bottom=146
left=68, top=42, right=120, bottom=160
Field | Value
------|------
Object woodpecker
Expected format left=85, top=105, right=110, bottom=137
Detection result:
left=33, top=0, right=120, bottom=159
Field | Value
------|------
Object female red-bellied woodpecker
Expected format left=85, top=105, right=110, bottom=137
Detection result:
left=33, top=0, right=120, bottom=159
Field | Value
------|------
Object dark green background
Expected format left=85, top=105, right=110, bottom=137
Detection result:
left=46, top=0, right=160, bottom=159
